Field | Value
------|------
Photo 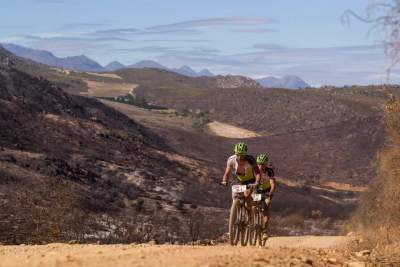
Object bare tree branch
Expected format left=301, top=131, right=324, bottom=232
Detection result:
left=342, top=0, right=400, bottom=82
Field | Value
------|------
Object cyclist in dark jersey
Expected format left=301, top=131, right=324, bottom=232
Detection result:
left=255, top=153, right=276, bottom=240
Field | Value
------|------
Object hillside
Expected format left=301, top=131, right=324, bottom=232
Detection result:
left=0, top=49, right=367, bottom=244
left=130, top=82, right=391, bottom=135
left=91, top=68, right=390, bottom=185
left=33, top=65, right=392, bottom=185
left=0, top=47, right=229, bottom=244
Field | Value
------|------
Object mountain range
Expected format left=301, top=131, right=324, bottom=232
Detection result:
left=2, top=43, right=105, bottom=72
left=1, top=43, right=214, bottom=77
left=256, top=75, right=310, bottom=89
left=105, top=60, right=214, bottom=77
left=2, top=44, right=310, bottom=88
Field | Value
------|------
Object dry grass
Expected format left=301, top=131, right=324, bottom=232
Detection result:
left=83, top=80, right=137, bottom=97
left=86, top=72, right=123, bottom=80
left=323, top=182, right=367, bottom=193
left=206, top=121, right=260, bottom=138
left=351, top=97, right=400, bottom=256
left=99, top=99, right=195, bottom=130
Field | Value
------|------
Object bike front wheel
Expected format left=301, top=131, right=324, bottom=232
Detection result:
left=229, top=199, right=240, bottom=246
left=250, top=208, right=259, bottom=246
left=239, top=205, right=251, bottom=246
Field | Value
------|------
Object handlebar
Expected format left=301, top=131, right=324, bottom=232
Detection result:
left=219, top=181, right=259, bottom=188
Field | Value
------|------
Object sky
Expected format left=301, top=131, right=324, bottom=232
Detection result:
left=0, top=0, right=397, bottom=86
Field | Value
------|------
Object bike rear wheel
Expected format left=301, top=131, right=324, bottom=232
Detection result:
left=250, top=208, right=259, bottom=246
left=260, top=213, right=269, bottom=247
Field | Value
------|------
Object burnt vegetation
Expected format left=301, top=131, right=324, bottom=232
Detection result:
left=0, top=45, right=393, bottom=245
left=0, top=48, right=224, bottom=244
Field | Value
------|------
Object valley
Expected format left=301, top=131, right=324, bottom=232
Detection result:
left=0, top=46, right=391, bottom=244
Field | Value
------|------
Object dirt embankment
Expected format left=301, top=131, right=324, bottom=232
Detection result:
left=0, top=236, right=376, bottom=267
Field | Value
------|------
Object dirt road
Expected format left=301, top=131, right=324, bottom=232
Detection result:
left=0, top=236, right=372, bottom=267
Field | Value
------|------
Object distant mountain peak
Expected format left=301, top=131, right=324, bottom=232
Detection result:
left=74, top=55, right=90, bottom=59
left=256, top=75, right=309, bottom=89
left=198, top=69, right=214, bottom=77
left=105, top=61, right=125, bottom=71
left=172, top=65, right=215, bottom=77
left=179, top=65, right=193, bottom=70
left=173, top=65, right=198, bottom=77
left=129, top=60, right=168, bottom=70
left=2, top=43, right=104, bottom=72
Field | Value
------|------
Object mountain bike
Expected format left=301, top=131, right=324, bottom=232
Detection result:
left=229, top=184, right=254, bottom=246
left=249, top=191, right=271, bottom=246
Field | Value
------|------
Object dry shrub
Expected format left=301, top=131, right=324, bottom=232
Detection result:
left=352, top=97, right=400, bottom=252
left=0, top=178, right=101, bottom=244
left=281, top=213, right=305, bottom=228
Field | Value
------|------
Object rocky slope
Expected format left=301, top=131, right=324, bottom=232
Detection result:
left=0, top=47, right=226, bottom=244
left=214, top=74, right=260, bottom=88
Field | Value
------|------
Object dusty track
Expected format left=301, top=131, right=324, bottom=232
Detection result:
left=0, top=236, right=370, bottom=267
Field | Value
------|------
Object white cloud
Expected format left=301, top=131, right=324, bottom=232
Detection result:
left=0, top=36, right=25, bottom=43
left=147, top=17, right=274, bottom=31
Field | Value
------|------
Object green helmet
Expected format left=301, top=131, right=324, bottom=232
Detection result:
left=257, top=154, right=269, bottom=164
left=234, top=142, right=247, bottom=155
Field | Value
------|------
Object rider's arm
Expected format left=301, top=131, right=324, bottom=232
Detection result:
left=269, top=178, right=276, bottom=195
left=221, top=165, right=232, bottom=185
left=252, top=161, right=261, bottom=185
left=267, top=167, right=276, bottom=195
left=255, top=170, right=261, bottom=185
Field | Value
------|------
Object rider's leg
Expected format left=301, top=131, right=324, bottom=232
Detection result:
left=244, top=188, right=254, bottom=208
left=244, top=188, right=255, bottom=233
left=230, top=194, right=239, bottom=223
left=262, top=200, right=271, bottom=229
left=231, top=191, right=237, bottom=200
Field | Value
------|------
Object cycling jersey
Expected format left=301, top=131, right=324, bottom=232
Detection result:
left=227, top=155, right=259, bottom=182
left=258, top=167, right=275, bottom=191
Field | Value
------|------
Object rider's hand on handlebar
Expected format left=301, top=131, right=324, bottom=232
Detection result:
left=220, top=181, right=228, bottom=187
